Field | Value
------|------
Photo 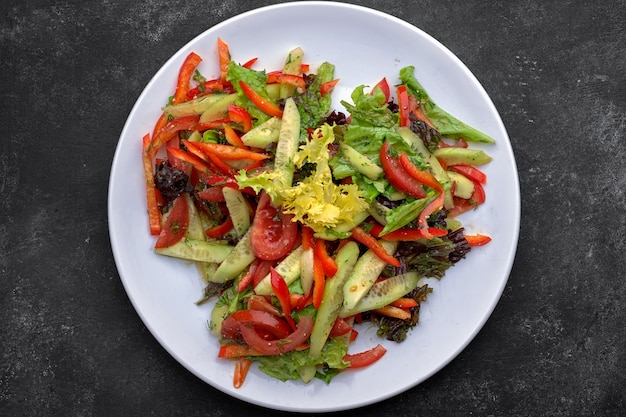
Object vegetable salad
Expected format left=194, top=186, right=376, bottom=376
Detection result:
left=141, top=38, right=493, bottom=387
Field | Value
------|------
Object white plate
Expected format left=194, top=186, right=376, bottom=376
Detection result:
left=108, top=1, right=520, bottom=412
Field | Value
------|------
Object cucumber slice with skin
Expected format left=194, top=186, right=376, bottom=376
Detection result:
left=273, top=97, right=300, bottom=190
left=447, top=171, right=475, bottom=199
left=309, top=241, right=359, bottom=358
left=222, top=187, right=250, bottom=236
left=300, top=246, right=314, bottom=296
left=342, top=239, right=399, bottom=311
left=210, top=230, right=255, bottom=283
left=240, top=116, right=281, bottom=148
left=340, top=272, right=421, bottom=317
left=155, top=239, right=233, bottom=263
left=254, top=245, right=303, bottom=295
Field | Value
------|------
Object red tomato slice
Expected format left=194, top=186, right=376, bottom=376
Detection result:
left=220, top=309, right=292, bottom=340
left=239, top=315, right=314, bottom=355
left=154, top=195, right=189, bottom=248
left=250, top=192, right=298, bottom=260
left=343, top=344, right=387, bottom=368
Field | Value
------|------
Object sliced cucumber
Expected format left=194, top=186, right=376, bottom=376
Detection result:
left=162, top=93, right=236, bottom=118
left=240, top=116, right=281, bottom=148
left=340, top=143, right=383, bottom=180
left=280, top=47, right=304, bottom=98
left=273, top=97, right=300, bottom=189
left=433, top=147, right=493, bottom=166
left=298, top=365, right=317, bottom=384
left=155, top=239, right=233, bottom=263
left=221, top=187, right=250, bottom=236
left=210, top=230, right=255, bottom=283
left=447, top=171, right=475, bottom=199
left=198, top=94, right=238, bottom=122
left=300, top=246, right=314, bottom=296
left=209, top=286, right=236, bottom=335
left=342, top=239, right=399, bottom=311
left=313, top=210, right=369, bottom=241
left=340, top=272, right=421, bottom=317
left=309, top=241, right=359, bottom=358
left=184, top=194, right=205, bottom=241
left=254, top=245, right=303, bottom=295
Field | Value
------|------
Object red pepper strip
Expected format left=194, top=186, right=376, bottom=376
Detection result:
left=152, top=113, right=168, bottom=141
left=300, top=63, right=310, bottom=73
left=142, top=134, right=161, bottom=235
left=197, top=186, right=226, bottom=202
left=221, top=309, right=292, bottom=340
left=379, top=142, right=426, bottom=199
left=238, top=80, right=283, bottom=118
left=398, top=153, right=443, bottom=192
left=407, top=94, right=435, bottom=128
left=183, top=140, right=234, bottom=174
left=233, top=357, right=252, bottom=389
left=270, top=267, right=297, bottom=330
left=449, top=164, right=487, bottom=184
left=227, top=104, right=253, bottom=133
left=320, top=79, right=339, bottom=96
left=238, top=315, right=314, bottom=355
left=374, top=305, right=412, bottom=321
left=397, top=85, right=411, bottom=127
left=223, top=125, right=249, bottom=149
left=314, top=238, right=338, bottom=278
left=236, top=260, right=258, bottom=293
left=398, top=153, right=445, bottom=238
left=196, top=117, right=231, bottom=131
left=183, top=140, right=269, bottom=161
left=166, top=146, right=211, bottom=173
left=267, top=72, right=306, bottom=90
left=370, top=77, right=390, bottom=103
left=465, top=234, right=492, bottom=246
left=147, top=115, right=200, bottom=158
left=172, top=52, right=203, bottom=105
left=186, top=79, right=225, bottom=101
left=369, top=223, right=447, bottom=241
left=312, top=248, right=325, bottom=309
left=242, top=57, right=258, bottom=69
left=329, top=317, right=353, bottom=338
left=217, top=38, right=230, bottom=81
left=294, top=291, right=313, bottom=311
left=301, top=226, right=315, bottom=251
left=390, top=297, right=419, bottom=309
left=205, top=216, right=233, bottom=238
left=218, top=344, right=265, bottom=358
left=351, top=226, right=401, bottom=267
left=252, top=260, right=274, bottom=288
left=154, top=195, right=189, bottom=248
left=343, top=344, right=387, bottom=369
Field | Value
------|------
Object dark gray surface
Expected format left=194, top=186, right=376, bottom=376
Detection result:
left=2, top=1, right=625, bottom=415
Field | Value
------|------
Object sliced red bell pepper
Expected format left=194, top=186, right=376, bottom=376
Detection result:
left=343, top=344, right=387, bottom=369
left=218, top=344, right=265, bottom=358
left=369, top=223, right=447, bottom=241
left=267, top=72, right=306, bottom=90
left=390, top=297, right=419, bottom=309
left=238, top=315, right=314, bottom=355
left=379, top=142, right=426, bottom=199
left=320, top=79, right=339, bottom=96
left=397, top=85, right=411, bottom=127
left=166, top=146, right=211, bottom=173
left=205, top=216, right=233, bottom=238
left=172, top=52, right=203, bottom=105
left=217, top=38, right=230, bottom=81
left=183, top=140, right=269, bottom=161
left=227, top=104, right=253, bottom=133
left=233, top=357, right=252, bottom=389
left=312, top=249, right=325, bottom=309
left=147, top=115, right=200, bottom=158
left=408, top=94, right=435, bottom=128
left=152, top=113, right=169, bottom=141
left=183, top=140, right=235, bottom=174
left=186, top=79, right=225, bottom=101
left=371, top=77, right=390, bottom=103
left=350, top=226, right=401, bottom=267
left=314, top=238, right=338, bottom=278
left=398, top=153, right=443, bottom=192
left=154, top=195, right=189, bottom=248
left=196, top=117, right=231, bottom=131
left=142, top=134, right=161, bottom=235
left=242, top=57, right=258, bottom=69
left=223, top=125, right=249, bottom=149
left=465, top=234, right=492, bottom=246
left=373, top=305, right=412, bottom=321
left=238, top=80, right=283, bottom=118
left=197, top=186, right=226, bottom=202
left=449, top=164, right=487, bottom=184
left=270, top=267, right=296, bottom=330
left=301, top=226, right=315, bottom=251
left=328, top=317, right=353, bottom=338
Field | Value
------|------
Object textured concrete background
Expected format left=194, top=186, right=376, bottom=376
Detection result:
left=1, top=0, right=625, bottom=416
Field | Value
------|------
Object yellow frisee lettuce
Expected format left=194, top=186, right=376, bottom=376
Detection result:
left=236, top=124, right=369, bottom=234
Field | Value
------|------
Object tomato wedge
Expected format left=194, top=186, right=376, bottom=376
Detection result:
left=238, top=315, right=314, bottom=355
left=221, top=309, right=292, bottom=341
left=250, top=192, right=298, bottom=260
left=154, top=195, right=189, bottom=248
left=343, top=344, right=387, bottom=368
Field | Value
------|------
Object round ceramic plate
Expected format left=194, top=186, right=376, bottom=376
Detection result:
left=108, top=1, right=520, bottom=412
